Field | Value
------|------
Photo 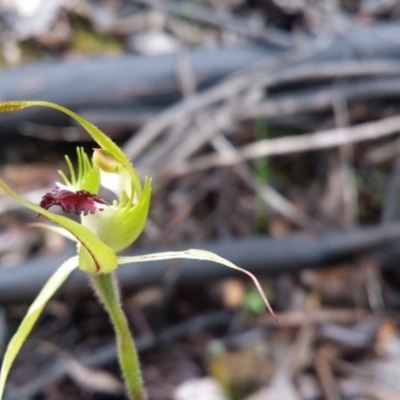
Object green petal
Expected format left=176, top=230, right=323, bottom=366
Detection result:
left=117, top=249, right=276, bottom=319
left=81, top=177, right=151, bottom=253
left=59, top=147, right=100, bottom=193
left=0, top=256, right=78, bottom=400
left=0, top=101, right=142, bottom=196
left=0, top=176, right=117, bottom=273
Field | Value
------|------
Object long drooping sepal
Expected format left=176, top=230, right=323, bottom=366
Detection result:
left=117, top=249, right=277, bottom=319
left=0, top=256, right=78, bottom=400
left=0, top=101, right=143, bottom=197
left=0, top=177, right=117, bottom=273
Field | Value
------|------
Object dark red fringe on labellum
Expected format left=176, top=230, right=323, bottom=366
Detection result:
left=40, top=188, right=108, bottom=215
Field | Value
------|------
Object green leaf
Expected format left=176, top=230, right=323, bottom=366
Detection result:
left=0, top=176, right=117, bottom=273
left=0, top=256, right=78, bottom=400
left=117, top=249, right=276, bottom=319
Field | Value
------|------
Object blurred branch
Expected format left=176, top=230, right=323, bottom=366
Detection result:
left=2, top=222, right=400, bottom=303
left=132, top=0, right=293, bottom=47
left=238, top=76, right=400, bottom=120
left=1, top=23, right=400, bottom=142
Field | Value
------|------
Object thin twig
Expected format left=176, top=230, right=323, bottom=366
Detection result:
left=332, top=81, right=357, bottom=226
left=257, top=308, right=366, bottom=327
left=166, top=114, right=400, bottom=176
left=239, top=76, right=400, bottom=120
left=209, top=134, right=314, bottom=229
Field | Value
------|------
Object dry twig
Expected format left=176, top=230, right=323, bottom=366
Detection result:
left=166, top=114, right=400, bottom=176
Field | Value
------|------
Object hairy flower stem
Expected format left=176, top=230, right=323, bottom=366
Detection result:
left=90, top=272, right=145, bottom=400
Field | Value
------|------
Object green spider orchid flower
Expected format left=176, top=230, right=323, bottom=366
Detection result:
left=0, top=101, right=275, bottom=400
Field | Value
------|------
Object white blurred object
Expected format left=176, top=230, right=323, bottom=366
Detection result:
left=2, top=0, right=42, bottom=16
left=174, top=377, right=228, bottom=400
left=0, top=0, right=63, bottom=39
left=130, top=30, right=179, bottom=55
left=128, top=11, right=179, bottom=55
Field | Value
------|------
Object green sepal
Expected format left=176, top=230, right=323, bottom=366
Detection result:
left=81, top=177, right=151, bottom=253
left=117, top=249, right=276, bottom=319
left=0, top=101, right=142, bottom=196
left=0, top=176, right=117, bottom=273
left=0, top=256, right=78, bottom=400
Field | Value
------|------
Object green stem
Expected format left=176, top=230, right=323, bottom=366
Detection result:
left=90, top=272, right=146, bottom=400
